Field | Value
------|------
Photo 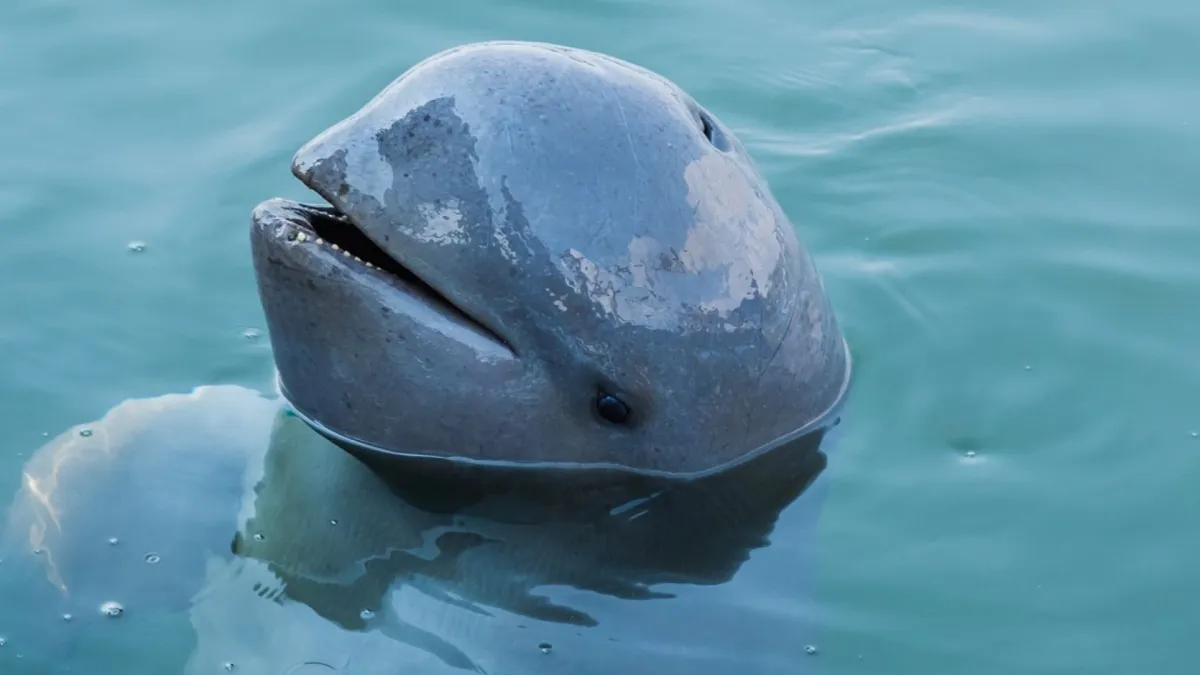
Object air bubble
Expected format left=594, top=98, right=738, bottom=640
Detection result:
left=144, top=553, right=161, bottom=564
left=330, top=519, right=338, bottom=526
left=223, top=663, right=236, bottom=672
left=0, top=637, right=6, bottom=647
left=538, top=642, right=552, bottom=654
left=108, top=537, right=119, bottom=546
left=805, top=645, right=818, bottom=655
left=127, top=241, right=147, bottom=253
left=62, top=614, right=72, bottom=622
left=100, top=601, right=123, bottom=618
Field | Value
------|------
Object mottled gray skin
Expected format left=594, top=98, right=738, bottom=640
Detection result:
left=251, top=40, right=850, bottom=476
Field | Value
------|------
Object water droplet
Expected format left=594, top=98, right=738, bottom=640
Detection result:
left=127, top=241, right=146, bottom=253
left=242, top=329, right=260, bottom=340
left=359, top=609, right=375, bottom=621
left=32, top=548, right=42, bottom=555
left=329, top=519, right=338, bottom=526
left=1023, top=365, right=1032, bottom=371
left=805, top=644, right=818, bottom=655
left=144, top=552, right=161, bottom=564
left=108, top=537, right=119, bottom=546
left=965, top=450, right=976, bottom=458
left=253, top=533, right=265, bottom=542
left=223, top=662, right=236, bottom=672
left=79, top=428, right=93, bottom=437
left=62, top=613, right=72, bottom=622
left=1191, top=431, right=1198, bottom=438
left=0, top=637, right=6, bottom=646
left=538, top=642, right=552, bottom=654
left=100, top=601, right=123, bottom=618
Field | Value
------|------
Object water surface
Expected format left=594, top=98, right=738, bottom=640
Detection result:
left=1, top=0, right=1198, bottom=673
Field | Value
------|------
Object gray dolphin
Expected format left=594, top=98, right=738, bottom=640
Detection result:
left=250, top=40, right=851, bottom=476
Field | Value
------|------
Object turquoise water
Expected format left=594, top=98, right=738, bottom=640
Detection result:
left=2, top=0, right=1199, bottom=673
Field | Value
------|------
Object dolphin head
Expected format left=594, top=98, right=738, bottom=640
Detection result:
left=250, top=41, right=850, bottom=477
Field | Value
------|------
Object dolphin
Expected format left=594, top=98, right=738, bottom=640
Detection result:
left=249, top=40, right=851, bottom=476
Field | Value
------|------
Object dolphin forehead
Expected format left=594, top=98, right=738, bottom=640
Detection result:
left=294, top=41, right=805, bottom=336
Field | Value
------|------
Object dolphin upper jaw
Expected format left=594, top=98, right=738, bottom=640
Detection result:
left=287, top=134, right=521, bottom=356
left=249, top=188, right=515, bottom=358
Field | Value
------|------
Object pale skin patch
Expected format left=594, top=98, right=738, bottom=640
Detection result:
left=414, top=200, right=467, bottom=245
left=679, top=153, right=782, bottom=314
left=493, top=227, right=519, bottom=263
left=555, top=153, right=786, bottom=328
left=547, top=288, right=570, bottom=312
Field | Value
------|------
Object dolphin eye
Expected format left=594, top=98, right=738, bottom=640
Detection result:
left=596, top=392, right=631, bottom=425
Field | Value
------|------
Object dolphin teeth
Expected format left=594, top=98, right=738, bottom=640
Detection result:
left=331, top=243, right=341, bottom=251
left=343, top=250, right=351, bottom=258
left=315, top=238, right=324, bottom=245
left=366, top=262, right=375, bottom=269
left=295, top=232, right=308, bottom=243
left=354, top=256, right=362, bottom=263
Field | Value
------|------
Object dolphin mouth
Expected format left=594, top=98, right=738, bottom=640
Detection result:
left=253, top=196, right=514, bottom=353
left=287, top=201, right=417, bottom=280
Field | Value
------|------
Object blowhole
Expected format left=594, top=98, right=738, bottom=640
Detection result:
left=696, top=110, right=729, bottom=151
left=700, top=113, right=715, bottom=143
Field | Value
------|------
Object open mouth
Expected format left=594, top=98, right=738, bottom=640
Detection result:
left=288, top=202, right=414, bottom=279
left=276, top=198, right=513, bottom=352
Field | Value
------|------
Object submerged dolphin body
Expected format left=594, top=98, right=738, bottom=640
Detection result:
left=250, top=40, right=851, bottom=476
left=2, top=385, right=839, bottom=674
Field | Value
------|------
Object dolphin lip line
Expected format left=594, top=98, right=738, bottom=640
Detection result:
left=289, top=166, right=520, bottom=354
left=261, top=193, right=516, bottom=353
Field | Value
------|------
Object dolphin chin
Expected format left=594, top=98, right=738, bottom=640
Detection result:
left=250, top=40, right=852, bottom=477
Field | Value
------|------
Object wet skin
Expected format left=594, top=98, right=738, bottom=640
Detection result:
left=250, top=40, right=851, bottom=476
